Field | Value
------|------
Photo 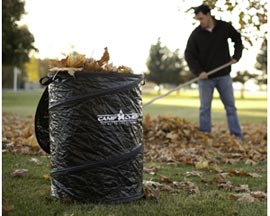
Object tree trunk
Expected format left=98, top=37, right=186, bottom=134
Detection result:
left=241, top=84, right=245, bottom=99
left=157, top=85, right=161, bottom=95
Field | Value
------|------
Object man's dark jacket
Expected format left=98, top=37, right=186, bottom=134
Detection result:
left=184, top=19, right=243, bottom=78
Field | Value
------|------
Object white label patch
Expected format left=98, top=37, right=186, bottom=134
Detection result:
left=97, top=110, right=139, bottom=125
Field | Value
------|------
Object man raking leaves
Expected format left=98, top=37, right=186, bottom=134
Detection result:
left=184, top=4, right=245, bottom=140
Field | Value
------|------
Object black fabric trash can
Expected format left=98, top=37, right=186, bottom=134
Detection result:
left=35, top=71, right=144, bottom=203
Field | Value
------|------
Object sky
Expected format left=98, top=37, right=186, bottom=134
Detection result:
left=20, top=0, right=264, bottom=76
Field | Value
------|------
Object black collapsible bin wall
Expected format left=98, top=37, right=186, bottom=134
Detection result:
left=35, top=71, right=144, bottom=203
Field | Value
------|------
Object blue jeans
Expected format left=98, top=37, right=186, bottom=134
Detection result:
left=198, top=75, right=244, bottom=139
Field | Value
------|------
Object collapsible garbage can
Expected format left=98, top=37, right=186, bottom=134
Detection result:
left=35, top=71, right=144, bottom=203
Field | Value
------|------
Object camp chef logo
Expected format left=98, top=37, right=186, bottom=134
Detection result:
left=97, top=110, right=140, bottom=125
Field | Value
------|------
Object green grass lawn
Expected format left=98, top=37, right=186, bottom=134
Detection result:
left=2, top=89, right=267, bottom=123
left=2, top=153, right=267, bottom=216
left=142, top=89, right=267, bottom=123
left=2, top=90, right=44, bottom=116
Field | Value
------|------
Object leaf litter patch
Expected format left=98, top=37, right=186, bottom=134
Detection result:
left=2, top=113, right=267, bottom=202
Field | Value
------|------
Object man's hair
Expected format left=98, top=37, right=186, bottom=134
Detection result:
left=194, top=4, right=211, bottom=15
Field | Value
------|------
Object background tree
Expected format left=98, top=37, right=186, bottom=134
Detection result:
left=3, top=0, right=37, bottom=89
left=2, top=0, right=37, bottom=66
left=145, top=38, right=168, bottom=94
left=255, top=38, right=267, bottom=86
left=232, top=70, right=256, bottom=99
left=162, top=49, right=186, bottom=85
left=146, top=38, right=185, bottom=94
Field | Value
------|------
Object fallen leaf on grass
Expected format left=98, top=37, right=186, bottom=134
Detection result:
left=245, top=159, right=258, bottom=166
left=212, top=163, right=223, bottom=173
left=184, top=180, right=201, bottom=194
left=230, top=193, right=258, bottom=203
left=218, top=181, right=233, bottom=191
left=144, top=187, right=160, bottom=200
left=229, top=169, right=262, bottom=178
left=143, top=180, right=161, bottom=200
left=248, top=173, right=262, bottom=178
left=159, top=175, right=173, bottom=183
left=29, top=157, right=42, bottom=165
left=229, top=169, right=248, bottom=176
left=195, top=160, right=209, bottom=170
left=43, top=174, right=50, bottom=180
left=2, top=205, right=15, bottom=214
left=159, top=184, right=174, bottom=192
left=173, top=180, right=201, bottom=195
left=250, top=191, right=267, bottom=200
left=200, top=177, right=212, bottom=184
left=143, top=164, right=160, bottom=175
left=234, top=184, right=250, bottom=193
left=185, top=171, right=203, bottom=177
left=229, top=191, right=266, bottom=203
left=11, top=169, right=28, bottom=177
left=212, top=174, right=227, bottom=183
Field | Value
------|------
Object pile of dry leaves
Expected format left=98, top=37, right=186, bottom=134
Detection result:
left=143, top=114, right=267, bottom=165
left=2, top=113, right=267, bottom=164
left=48, top=47, right=133, bottom=76
left=2, top=113, right=44, bottom=155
